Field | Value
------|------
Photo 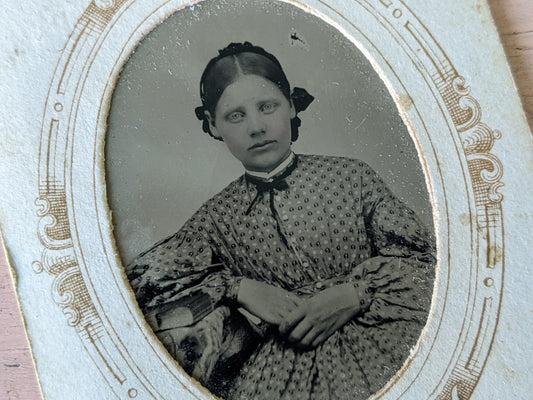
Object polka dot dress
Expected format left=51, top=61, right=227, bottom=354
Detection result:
left=127, top=154, right=436, bottom=400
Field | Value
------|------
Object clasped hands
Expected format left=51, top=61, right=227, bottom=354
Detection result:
left=237, top=279, right=360, bottom=349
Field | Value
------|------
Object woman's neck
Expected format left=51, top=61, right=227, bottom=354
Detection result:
left=245, top=152, right=295, bottom=181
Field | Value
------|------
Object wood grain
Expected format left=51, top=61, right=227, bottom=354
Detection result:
left=0, top=1, right=531, bottom=399
left=488, top=0, right=533, bottom=131
left=0, top=248, right=41, bottom=400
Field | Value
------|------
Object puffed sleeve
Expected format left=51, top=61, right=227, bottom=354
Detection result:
left=126, top=206, right=240, bottom=327
left=125, top=206, right=258, bottom=390
left=354, top=164, right=436, bottom=326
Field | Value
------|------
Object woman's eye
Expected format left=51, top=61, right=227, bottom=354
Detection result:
left=227, top=112, right=244, bottom=123
left=261, top=103, right=277, bottom=113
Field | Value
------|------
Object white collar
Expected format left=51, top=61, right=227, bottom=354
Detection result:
left=245, top=152, right=295, bottom=182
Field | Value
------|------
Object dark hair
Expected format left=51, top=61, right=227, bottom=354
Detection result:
left=195, top=42, right=313, bottom=142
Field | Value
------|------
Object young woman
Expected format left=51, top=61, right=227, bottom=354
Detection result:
left=126, top=42, right=435, bottom=400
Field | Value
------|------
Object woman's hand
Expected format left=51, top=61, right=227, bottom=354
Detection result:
left=279, top=283, right=360, bottom=349
left=237, top=278, right=302, bottom=325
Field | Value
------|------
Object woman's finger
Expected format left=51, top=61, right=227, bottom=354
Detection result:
left=311, top=325, right=340, bottom=348
left=311, top=331, right=330, bottom=348
left=299, top=326, right=322, bottom=348
left=287, top=318, right=312, bottom=343
left=279, top=306, right=306, bottom=335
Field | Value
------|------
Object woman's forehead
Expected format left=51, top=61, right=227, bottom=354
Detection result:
left=216, top=75, right=287, bottom=108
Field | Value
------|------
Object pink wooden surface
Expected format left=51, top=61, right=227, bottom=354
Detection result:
left=0, top=1, right=531, bottom=399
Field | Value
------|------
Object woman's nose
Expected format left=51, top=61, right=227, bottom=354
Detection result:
left=247, top=111, right=266, bottom=136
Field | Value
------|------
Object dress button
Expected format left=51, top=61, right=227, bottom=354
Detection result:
left=281, top=214, right=289, bottom=221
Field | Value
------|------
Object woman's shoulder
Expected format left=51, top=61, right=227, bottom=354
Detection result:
left=297, top=154, right=376, bottom=174
left=198, top=175, right=248, bottom=209
left=130, top=177, right=247, bottom=262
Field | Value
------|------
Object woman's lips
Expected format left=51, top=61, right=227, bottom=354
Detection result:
left=249, top=140, right=276, bottom=150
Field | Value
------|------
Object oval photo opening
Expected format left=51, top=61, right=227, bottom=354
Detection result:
left=106, top=1, right=436, bottom=398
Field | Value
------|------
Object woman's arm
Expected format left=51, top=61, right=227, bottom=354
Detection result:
left=126, top=208, right=241, bottom=328
left=278, top=283, right=360, bottom=348
left=237, top=278, right=302, bottom=325
left=279, top=162, right=436, bottom=348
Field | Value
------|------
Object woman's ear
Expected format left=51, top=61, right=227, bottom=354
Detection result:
left=205, top=110, right=222, bottom=140
left=289, top=99, right=297, bottom=119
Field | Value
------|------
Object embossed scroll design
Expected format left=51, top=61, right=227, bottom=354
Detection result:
left=34, top=0, right=504, bottom=399
left=367, top=1, right=504, bottom=399
left=35, top=0, right=140, bottom=398
left=433, top=78, right=503, bottom=400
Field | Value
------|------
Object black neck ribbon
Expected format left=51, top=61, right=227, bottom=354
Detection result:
left=244, top=154, right=298, bottom=216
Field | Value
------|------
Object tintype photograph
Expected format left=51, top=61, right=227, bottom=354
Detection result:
left=106, top=1, right=436, bottom=398
left=3, top=0, right=533, bottom=398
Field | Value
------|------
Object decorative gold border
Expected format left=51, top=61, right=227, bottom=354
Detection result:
left=34, top=0, right=504, bottom=398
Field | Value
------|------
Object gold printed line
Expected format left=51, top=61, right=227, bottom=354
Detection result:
left=404, top=21, right=449, bottom=81
left=48, top=119, right=59, bottom=182
left=466, top=298, right=493, bottom=372
left=486, top=226, right=502, bottom=270
left=84, top=323, right=127, bottom=384
left=57, top=24, right=91, bottom=95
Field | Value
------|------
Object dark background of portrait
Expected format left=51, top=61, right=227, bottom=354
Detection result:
left=106, top=0, right=434, bottom=263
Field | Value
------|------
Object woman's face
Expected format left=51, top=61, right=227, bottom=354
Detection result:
left=208, top=75, right=296, bottom=173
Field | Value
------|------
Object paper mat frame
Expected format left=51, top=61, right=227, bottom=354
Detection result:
left=33, top=0, right=504, bottom=398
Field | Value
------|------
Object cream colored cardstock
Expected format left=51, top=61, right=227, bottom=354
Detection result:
left=1, top=0, right=532, bottom=399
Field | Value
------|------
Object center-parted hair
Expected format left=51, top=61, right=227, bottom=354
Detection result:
left=195, top=42, right=314, bottom=142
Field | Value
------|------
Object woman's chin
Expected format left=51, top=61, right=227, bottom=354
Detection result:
left=244, top=149, right=291, bottom=173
